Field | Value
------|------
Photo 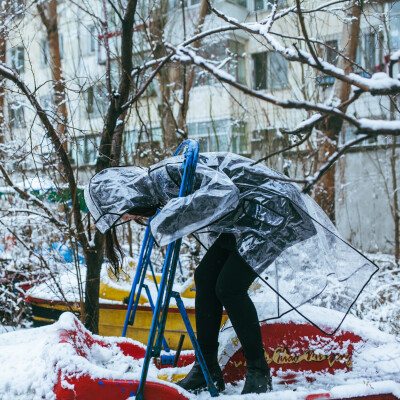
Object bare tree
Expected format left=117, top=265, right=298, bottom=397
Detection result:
left=37, top=0, right=68, bottom=142
left=0, top=0, right=12, bottom=147
left=0, top=0, right=399, bottom=334
left=313, top=0, right=362, bottom=222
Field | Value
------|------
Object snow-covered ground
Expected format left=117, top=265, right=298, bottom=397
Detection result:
left=1, top=307, right=400, bottom=400
left=1, top=254, right=400, bottom=399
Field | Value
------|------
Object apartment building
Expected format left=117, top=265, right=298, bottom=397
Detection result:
left=4, top=0, right=400, bottom=254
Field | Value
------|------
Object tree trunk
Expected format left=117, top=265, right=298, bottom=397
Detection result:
left=86, top=0, right=137, bottom=333
left=37, top=0, right=68, bottom=141
left=314, top=0, right=361, bottom=223
left=176, top=0, right=209, bottom=134
left=37, top=0, right=106, bottom=333
left=149, top=1, right=178, bottom=153
left=391, top=135, right=399, bottom=265
left=0, top=31, right=6, bottom=146
left=84, top=232, right=105, bottom=333
left=152, top=0, right=209, bottom=153
left=0, top=0, right=11, bottom=147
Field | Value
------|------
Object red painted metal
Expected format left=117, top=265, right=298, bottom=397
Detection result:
left=154, top=353, right=195, bottom=369
left=54, top=373, right=189, bottom=400
left=51, top=316, right=399, bottom=400
left=344, top=396, right=398, bottom=400
left=54, top=317, right=190, bottom=400
left=306, top=394, right=331, bottom=400
left=223, top=322, right=363, bottom=384
left=326, top=396, right=398, bottom=400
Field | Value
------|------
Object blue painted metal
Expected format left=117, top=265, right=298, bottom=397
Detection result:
left=172, top=291, right=219, bottom=397
left=122, top=221, right=153, bottom=337
left=128, top=240, right=154, bottom=326
left=148, top=261, right=159, bottom=291
left=126, top=140, right=218, bottom=399
left=160, top=354, right=175, bottom=365
left=143, top=284, right=170, bottom=352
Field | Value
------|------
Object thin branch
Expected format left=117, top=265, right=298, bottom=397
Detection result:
left=303, top=134, right=373, bottom=194
left=173, top=46, right=361, bottom=126
left=37, top=2, right=51, bottom=29
left=0, top=208, right=68, bottom=227
left=270, top=30, right=370, bottom=76
left=295, top=0, right=322, bottom=68
left=102, top=0, right=112, bottom=96
left=121, top=53, right=173, bottom=112
left=0, top=63, right=88, bottom=250
left=207, top=2, right=400, bottom=96
left=252, top=130, right=314, bottom=166
left=0, top=220, right=75, bottom=313
left=0, top=164, right=68, bottom=232
left=107, top=0, right=123, bottom=23
left=68, top=0, right=104, bottom=24
left=173, top=46, right=400, bottom=135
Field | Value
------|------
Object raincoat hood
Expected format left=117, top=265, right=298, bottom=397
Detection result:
left=84, top=166, right=158, bottom=234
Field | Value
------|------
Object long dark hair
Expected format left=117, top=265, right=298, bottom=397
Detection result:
left=105, top=206, right=158, bottom=277
left=105, top=227, right=124, bottom=277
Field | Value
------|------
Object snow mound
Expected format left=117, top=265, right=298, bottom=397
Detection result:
left=0, top=312, right=162, bottom=400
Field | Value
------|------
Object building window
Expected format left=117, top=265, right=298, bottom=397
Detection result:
left=87, top=85, right=108, bottom=117
left=355, top=31, right=384, bottom=75
left=88, top=25, right=97, bottom=54
left=389, top=1, right=400, bottom=50
left=364, top=33, right=377, bottom=72
left=9, top=103, right=25, bottom=129
left=315, top=39, right=338, bottom=86
left=254, top=0, right=285, bottom=11
left=268, top=51, right=288, bottom=90
left=229, top=41, right=246, bottom=84
left=69, top=135, right=102, bottom=165
left=252, top=52, right=267, bottom=90
left=341, top=123, right=377, bottom=146
left=195, top=40, right=246, bottom=86
left=254, top=0, right=272, bottom=11
left=187, top=118, right=247, bottom=154
left=325, top=39, right=338, bottom=66
left=10, top=47, right=24, bottom=73
left=40, top=40, right=49, bottom=65
left=84, top=135, right=101, bottom=164
left=231, top=0, right=247, bottom=7
left=169, top=0, right=203, bottom=8
left=59, top=33, right=64, bottom=60
left=252, top=51, right=289, bottom=90
left=40, top=95, right=54, bottom=112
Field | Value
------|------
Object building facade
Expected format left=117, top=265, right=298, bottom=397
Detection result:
left=3, top=0, right=400, bottom=254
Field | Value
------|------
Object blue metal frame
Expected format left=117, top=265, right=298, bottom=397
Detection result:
left=123, top=140, right=219, bottom=399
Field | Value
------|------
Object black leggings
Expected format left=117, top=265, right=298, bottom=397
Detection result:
left=194, top=233, right=264, bottom=361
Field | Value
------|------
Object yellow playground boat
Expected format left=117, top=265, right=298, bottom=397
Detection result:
left=26, top=261, right=228, bottom=350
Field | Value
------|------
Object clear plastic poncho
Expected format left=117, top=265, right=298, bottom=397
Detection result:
left=85, top=152, right=378, bottom=334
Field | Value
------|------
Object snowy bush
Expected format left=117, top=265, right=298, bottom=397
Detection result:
left=350, top=254, right=400, bottom=336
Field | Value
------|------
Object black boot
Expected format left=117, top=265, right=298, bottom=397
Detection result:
left=241, top=357, right=273, bottom=394
left=176, top=352, right=225, bottom=393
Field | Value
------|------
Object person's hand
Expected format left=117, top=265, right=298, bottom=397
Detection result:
left=122, top=213, right=140, bottom=222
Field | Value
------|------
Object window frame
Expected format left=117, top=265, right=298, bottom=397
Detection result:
left=194, top=39, right=247, bottom=86
left=9, top=102, right=26, bottom=129
left=251, top=51, right=289, bottom=91
left=10, top=46, right=25, bottom=73
left=87, top=84, right=109, bottom=118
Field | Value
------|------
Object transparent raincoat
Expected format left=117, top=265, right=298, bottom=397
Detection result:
left=85, top=152, right=378, bottom=334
